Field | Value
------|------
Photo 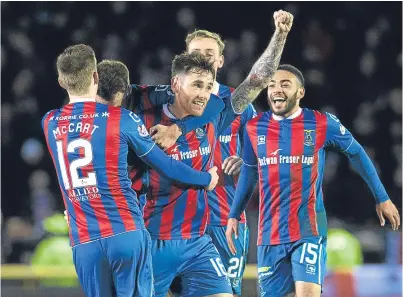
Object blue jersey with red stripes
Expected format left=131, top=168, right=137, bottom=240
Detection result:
left=42, top=101, right=153, bottom=246
left=208, top=83, right=256, bottom=226
left=127, top=85, right=238, bottom=240
left=243, top=108, right=358, bottom=245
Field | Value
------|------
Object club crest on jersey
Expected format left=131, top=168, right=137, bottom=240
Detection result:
left=258, top=135, right=266, bottom=145
left=303, top=130, right=315, bottom=146
left=138, top=124, right=149, bottom=137
left=195, top=128, right=205, bottom=139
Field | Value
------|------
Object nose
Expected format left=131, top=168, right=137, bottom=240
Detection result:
left=269, top=89, right=284, bottom=99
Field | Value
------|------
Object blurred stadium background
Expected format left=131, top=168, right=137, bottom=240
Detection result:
left=1, top=2, right=402, bottom=297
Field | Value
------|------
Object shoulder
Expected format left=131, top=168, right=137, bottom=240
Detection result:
left=119, top=107, right=142, bottom=122
left=246, top=112, right=265, bottom=129
left=41, top=109, right=59, bottom=129
left=133, top=84, right=173, bottom=95
left=243, top=103, right=257, bottom=116
left=42, top=109, right=58, bottom=121
left=301, top=108, right=329, bottom=124
left=217, top=83, right=233, bottom=98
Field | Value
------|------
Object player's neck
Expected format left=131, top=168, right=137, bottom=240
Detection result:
left=272, top=106, right=302, bottom=121
left=212, top=81, right=220, bottom=96
left=167, top=101, right=189, bottom=120
left=69, top=93, right=96, bottom=104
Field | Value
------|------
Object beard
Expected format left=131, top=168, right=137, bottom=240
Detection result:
left=268, top=90, right=299, bottom=117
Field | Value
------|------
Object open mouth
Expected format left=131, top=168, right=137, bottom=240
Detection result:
left=272, top=97, right=286, bottom=103
left=271, top=97, right=287, bottom=108
left=192, top=99, right=206, bottom=109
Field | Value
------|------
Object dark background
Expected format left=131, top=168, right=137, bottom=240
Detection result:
left=1, top=1, right=402, bottom=264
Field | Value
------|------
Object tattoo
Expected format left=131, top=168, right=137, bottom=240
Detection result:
left=231, top=30, right=288, bottom=113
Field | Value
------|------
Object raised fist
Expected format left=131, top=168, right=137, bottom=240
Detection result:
left=273, top=10, right=294, bottom=33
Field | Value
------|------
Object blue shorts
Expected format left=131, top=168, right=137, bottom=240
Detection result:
left=257, top=236, right=327, bottom=297
left=151, top=235, right=232, bottom=297
left=73, top=230, right=154, bottom=297
left=205, top=224, right=249, bottom=295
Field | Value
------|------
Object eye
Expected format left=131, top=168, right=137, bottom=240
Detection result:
left=281, top=84, right=290, bottom=88
left=193, top=82, right=202, bottom=88
left=268, top=84, right=275, bottom=88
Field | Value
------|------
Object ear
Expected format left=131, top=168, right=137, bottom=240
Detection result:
left=297, top=87, right=305, bottom=100
left=58, top=77, right=65, bottom=89
left=112, top=92, right=124, bottom=107
left=93, top=71, right=99, bottom=85
left=217, top=54, right=224, bottom=69
left=171, top=76, right=180, bottom=94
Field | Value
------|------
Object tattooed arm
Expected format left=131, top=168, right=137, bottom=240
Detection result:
left=231, top=10, right=294, bottom=113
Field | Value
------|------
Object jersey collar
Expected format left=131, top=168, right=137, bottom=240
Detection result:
left=212, top=81, right=220, bottom=96
left=163, top=104, right=177, bottom=119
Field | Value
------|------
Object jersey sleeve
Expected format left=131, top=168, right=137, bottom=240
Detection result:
left=325, top=113, right=389, bottom=203
left=241, top=125, right=258, bottom=166
left=228, top=126, right=258, bottom=219
left=122, top=85, right=175, bottom=113
left=176, top=94, right=225, bottom=135
left=120, top=110, right=156, bottom=157
left=140, top=146, right=211, bottom=187
left=239, top=104, right=257, bottom=145
left=41, top=110, right=56, bottom=131
left=215, top=95, right=242, bottom=136
left=324, top=112, right=360, bottom=154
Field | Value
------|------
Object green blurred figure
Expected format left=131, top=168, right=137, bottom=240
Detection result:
left=326, top=228, right=363, bottom=271
left=31, top=213, right=78, bottom=287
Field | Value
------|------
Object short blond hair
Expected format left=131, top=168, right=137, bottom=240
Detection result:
left=56, top=44, right=97, bottom=95
left=185, top=29, right=225, bottom=55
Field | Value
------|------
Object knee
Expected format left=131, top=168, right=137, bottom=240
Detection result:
left=295, top=281, right=321, bottom=297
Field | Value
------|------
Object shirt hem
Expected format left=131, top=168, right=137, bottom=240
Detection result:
left=71, top=227, right=146, bottom=247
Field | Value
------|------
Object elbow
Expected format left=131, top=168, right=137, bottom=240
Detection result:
left=248, top=73, right=271, bottom=90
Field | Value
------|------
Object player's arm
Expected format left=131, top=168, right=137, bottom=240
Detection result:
left=239, top=104, right=257, bottom=143
left=226, top=128, right=258, bottom=254
left=228, top=128, right=258, bottom=220
left=216, top=10, right=292, bottom=135
left=122, top=85, right=175, bottom=113
left=177, top=94, right=224, bottom=133
left=230, top=10, right=292, bottom=114
left=222, top=104, right=257, bottom=176
left=325, top=113, right=400, bottom=230
left=149, top=94, right=225, bottom=150
left=121, top=110, right=218, bottom=190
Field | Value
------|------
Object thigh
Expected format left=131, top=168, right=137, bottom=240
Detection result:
left=206, top=224, right=249, bottom=295
left=104, top=230, right=154, bottom=297
left=151, top=239, right=180, bottom=297
left=171, top=235, right=233, bottom=297
left=291, top=236, right=327, bottom=287
left=73, top=241, right=114, bottom=297
left=257, top=244, right=295, bottom=297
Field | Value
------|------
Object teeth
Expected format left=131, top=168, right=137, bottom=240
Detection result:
left=273, top=97, right=285, bottom=102
left=194, top=101, right=205, bottom=106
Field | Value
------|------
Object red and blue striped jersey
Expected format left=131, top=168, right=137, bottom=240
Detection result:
left=128, top=85, right=239, bottom=239
left=42, top=101, right=153, bottom=246
left=208, top=83, right=256, bottom=226
left=243, top=108, right=358, bottom=245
